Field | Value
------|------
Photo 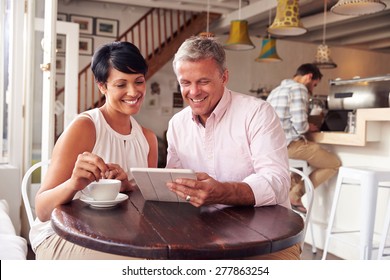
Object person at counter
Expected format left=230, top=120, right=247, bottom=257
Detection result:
left=267, top=63, right=341, bottom=214
left=165, top=36, right=300, bottom=260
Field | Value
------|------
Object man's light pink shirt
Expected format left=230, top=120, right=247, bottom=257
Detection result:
left=166, top=89, right=291, bottom=208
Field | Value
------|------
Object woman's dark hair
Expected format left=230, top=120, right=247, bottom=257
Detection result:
left=91, top=41, right=148, bottom=84
left=294, top=63, right=323, bottom=80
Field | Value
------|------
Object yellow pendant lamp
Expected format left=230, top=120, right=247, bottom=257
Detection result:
left=255, top=37, right=282, bottom=62
left=331, top=0, right=386, bottom=15
left=268, top=0, right=307, bottom=36
left=224, top=0, right=255, bottom=50
left=224, top=20, right=255, bottom=50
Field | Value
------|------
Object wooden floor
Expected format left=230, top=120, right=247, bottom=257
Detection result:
left=27, top=243, right=342, bottom=260
left=301, top=243, right=342, bottom=260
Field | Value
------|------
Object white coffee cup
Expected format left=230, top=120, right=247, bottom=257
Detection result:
left=82, top=179, right=121, bottom=201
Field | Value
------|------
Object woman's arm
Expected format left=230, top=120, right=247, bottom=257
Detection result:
left=142, top=127, right=158, bottom=168
left=35, top=117, right=108, bottom=222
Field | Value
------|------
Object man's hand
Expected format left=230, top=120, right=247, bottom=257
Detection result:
left=166, top=172, right=255, bottom=207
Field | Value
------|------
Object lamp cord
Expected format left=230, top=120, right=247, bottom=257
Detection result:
left=267, top=8, right=272, bottom=39
left=238, top=0, right=242, bottom=20
left=322, top=0, right=327, bottom=45
left=206, top=0, right=210, bottom=33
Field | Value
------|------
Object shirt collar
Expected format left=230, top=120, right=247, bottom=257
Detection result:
left=191, top=87, right=231, bottom=125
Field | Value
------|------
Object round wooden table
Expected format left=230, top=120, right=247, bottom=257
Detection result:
left=51, top=189, right=304, bottom=259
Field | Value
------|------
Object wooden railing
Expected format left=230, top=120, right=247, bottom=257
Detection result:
left=76, top=8, right=206, bottom=114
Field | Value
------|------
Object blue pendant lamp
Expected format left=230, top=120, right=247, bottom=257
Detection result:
left=256, top=9, right=282, bottom=63
left=255, top=37, right=282, bottom=62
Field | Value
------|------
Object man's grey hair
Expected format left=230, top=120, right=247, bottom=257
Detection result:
left=172, top=36, right=227, bottom=75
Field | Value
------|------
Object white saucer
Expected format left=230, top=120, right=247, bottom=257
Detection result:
left=80, top=193, right=128, bottom=208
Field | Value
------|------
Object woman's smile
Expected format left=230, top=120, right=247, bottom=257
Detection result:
left=122, top=96, right=142, bottom=106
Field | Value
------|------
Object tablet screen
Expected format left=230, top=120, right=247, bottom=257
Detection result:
left=130, top=168, right=196, bottom=202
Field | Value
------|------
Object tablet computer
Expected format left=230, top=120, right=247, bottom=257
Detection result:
left=130, top=167, right=196, bottom=202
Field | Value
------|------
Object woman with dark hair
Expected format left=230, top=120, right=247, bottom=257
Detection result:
left=30, top=41, right=158, bottom=259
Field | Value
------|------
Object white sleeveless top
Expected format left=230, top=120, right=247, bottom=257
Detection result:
left=87, top=108, right=149, bottom=181
left=29, top=108, right=149, bottom=252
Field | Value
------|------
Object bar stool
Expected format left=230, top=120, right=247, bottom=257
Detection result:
left=378, top=188, right=390, bottom=259
left=289, top=159, right=317, bottom=254
left=322, top=166, right=390, bottom=260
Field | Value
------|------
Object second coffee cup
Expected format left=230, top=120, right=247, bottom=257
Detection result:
left=82, top=179, right=121, bottom=201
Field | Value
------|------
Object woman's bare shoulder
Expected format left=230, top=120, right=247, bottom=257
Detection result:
left=54, top=114, right=96, bottom=151
left=141, top=126, right=157, bottom=141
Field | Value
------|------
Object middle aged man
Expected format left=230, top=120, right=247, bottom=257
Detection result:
left=165, top=36, right=300, bottom=260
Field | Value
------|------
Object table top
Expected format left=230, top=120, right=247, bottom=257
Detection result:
left=51, top=189, right=304, bottom=259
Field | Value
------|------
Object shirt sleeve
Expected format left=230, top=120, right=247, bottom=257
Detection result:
left=165, top=118, right=182, bottom=169
left=243, top=102, right=291, bottom=208
left=290, top=86, right=310, bottom=135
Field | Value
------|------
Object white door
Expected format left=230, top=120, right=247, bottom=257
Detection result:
left=23, top=0, right=78, bottom=176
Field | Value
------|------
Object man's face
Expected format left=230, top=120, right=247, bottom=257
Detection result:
left=306, top=77, right=320, bottom=94
left=175, top=58, right=228, bottom=124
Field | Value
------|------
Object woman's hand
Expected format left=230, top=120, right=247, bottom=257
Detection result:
left=105, top=163, right=132, bottom=192
left=69, top=152, right=109, bottom=191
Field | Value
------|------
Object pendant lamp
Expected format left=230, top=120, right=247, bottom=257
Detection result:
left=331, top=0, right=386, bottom=15
left=268, top=0, right=307, bottom=36
left=256, top=10, right=282, bottom=63
left=314, top=44, right=337, bottom=69
left=313, top=1, right=337, bottom=69
left=224, top=0, right=255, bottom=50
left=255, top=37, right=282, bottom=62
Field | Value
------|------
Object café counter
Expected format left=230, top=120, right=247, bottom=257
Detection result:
left=305, top=108, right=390, bottom=260
left=307, top=108, right=390, bottom=146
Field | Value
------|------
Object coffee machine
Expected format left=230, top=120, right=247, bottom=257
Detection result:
left=321, top=75, right=390, bottom=131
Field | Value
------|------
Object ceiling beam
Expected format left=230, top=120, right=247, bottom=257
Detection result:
left=307, top=16, right=390, bottom=41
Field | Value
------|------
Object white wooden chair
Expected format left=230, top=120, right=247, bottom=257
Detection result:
left=289, top=166, right=315, bottom=254
left=21, top=160, right=50, bottom=227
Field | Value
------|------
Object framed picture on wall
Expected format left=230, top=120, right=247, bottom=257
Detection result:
left=57, top=13, right=68, bottom=21
left=56, top=56, right=65, bottom=74
left=95, top=17, right=119, bottom=38
left=79, top=37, right=93, bottom=56
left=56, top=35, right=66, bottom=54
left=70, top=14, right=94, bottom=35
left=145, top=95, right=160, bottom=109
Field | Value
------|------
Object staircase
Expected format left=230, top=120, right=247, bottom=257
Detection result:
left=72, top=8, right=220, bottom=114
